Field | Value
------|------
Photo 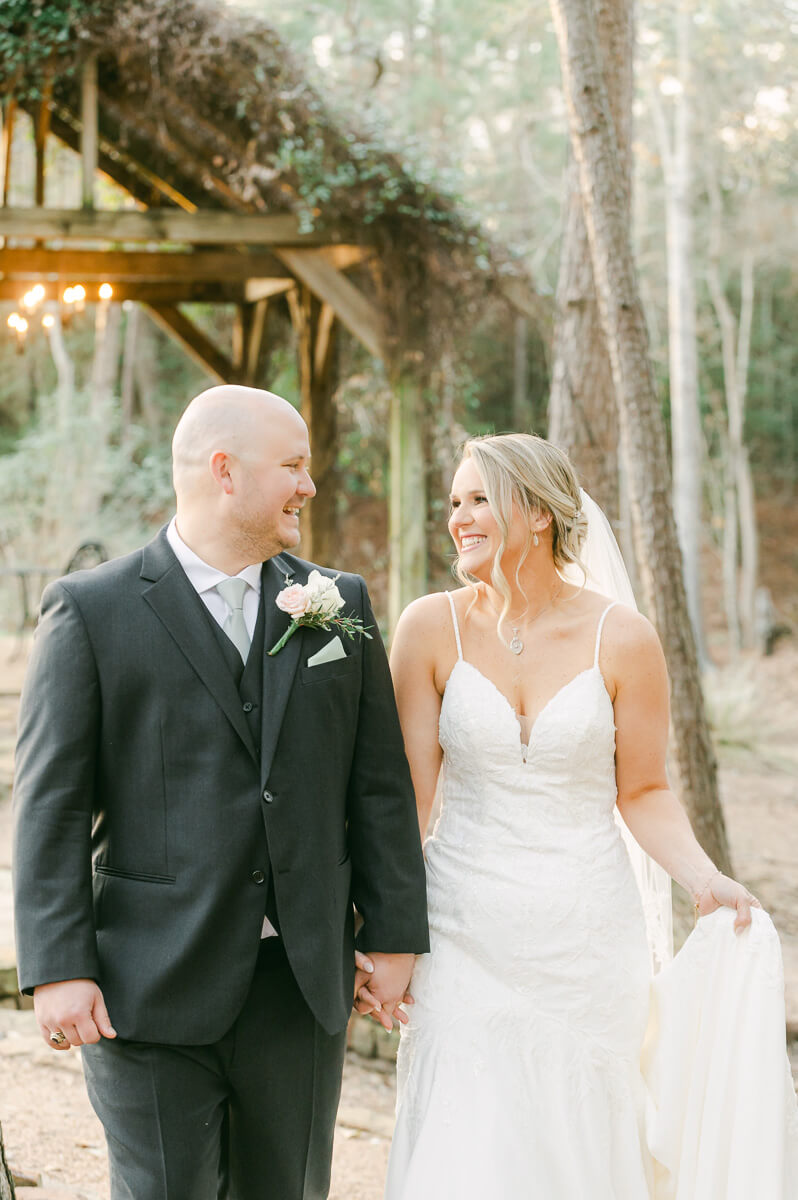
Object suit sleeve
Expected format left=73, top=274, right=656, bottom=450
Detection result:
left=12, top=580, right=102, bottom=993
left=346, top=577, right=430, bottom=954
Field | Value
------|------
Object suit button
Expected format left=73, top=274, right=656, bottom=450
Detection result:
left=251, top=870, right=265, bottom=884
left=242, top=702, right=253, bottom=713
left=262, top=790, right=273, bottom=803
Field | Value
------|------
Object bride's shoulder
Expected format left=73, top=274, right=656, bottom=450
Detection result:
left=600, top=602, right=664, bottom=666
left=396, top=590, right=461, bottom=638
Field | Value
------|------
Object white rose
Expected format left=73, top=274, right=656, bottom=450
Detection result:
left=305, top=570, right=344, bottom=618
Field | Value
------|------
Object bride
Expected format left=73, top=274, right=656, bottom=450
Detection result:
left=375, top=433, right=798, bottom=1198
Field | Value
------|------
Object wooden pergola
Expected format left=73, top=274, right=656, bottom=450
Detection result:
left=0, top=5, right=540, bottom=628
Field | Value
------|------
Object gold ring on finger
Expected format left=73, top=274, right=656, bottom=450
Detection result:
left=49, top=1030, right=68, bottom=1046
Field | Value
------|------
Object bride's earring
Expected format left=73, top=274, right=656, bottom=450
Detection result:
left=533, top=532, right=539, bottom=547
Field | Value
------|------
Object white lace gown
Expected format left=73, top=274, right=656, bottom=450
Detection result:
left=384, top=599, right=798, bottom=1200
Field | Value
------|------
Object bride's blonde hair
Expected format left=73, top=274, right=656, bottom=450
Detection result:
left=453, top=433, right=589, bottom=641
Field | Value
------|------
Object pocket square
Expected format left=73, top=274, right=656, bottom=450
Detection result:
left=307, top=636, right=347, bottom=667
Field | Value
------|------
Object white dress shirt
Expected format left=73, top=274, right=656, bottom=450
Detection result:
left=166, top=518, right=277, bottom=939
left=166, top=518, right=262, bottom=638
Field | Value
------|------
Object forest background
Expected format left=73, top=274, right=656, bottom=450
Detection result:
left=0, top=0, right=796, bottom=651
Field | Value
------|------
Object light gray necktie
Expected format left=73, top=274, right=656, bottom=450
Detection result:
left=216, top=577, right=251, bottom=664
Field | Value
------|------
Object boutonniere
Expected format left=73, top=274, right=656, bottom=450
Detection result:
left=268, top=570, right=373, bottom=656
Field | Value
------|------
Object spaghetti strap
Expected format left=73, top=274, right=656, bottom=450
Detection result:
left=593, top=602, right=618, bottom=668
left=446, top=592, right=464, bottom=661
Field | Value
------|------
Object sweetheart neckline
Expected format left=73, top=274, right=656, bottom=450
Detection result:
left=446, top=659, right=612, bottom=759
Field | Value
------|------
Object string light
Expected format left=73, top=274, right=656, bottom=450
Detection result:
left=42, top=313, right=55, bottom=329
left=99, top=283, right=113, bottom=300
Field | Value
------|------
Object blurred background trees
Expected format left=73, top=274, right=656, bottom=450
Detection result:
left=1, top=0, right=796, bottom=655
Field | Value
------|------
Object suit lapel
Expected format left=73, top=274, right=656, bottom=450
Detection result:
left=140, top=530, right=258, bottom=763
left=260, top=554, right=304, bottom=784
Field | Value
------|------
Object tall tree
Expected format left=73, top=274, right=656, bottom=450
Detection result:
left=548, top=0, right=732, bottom=873
left=548, top=0, right=632, bottom=524
left=647, top=0, right=706, bottom=660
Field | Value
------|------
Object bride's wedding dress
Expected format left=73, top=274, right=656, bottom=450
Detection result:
left=384, top=597, right=798, bottom=1199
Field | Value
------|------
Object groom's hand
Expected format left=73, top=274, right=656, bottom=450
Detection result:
left=33, top=978, right=117, bottom=1050
left=354, top=952, right=415, bottom=1032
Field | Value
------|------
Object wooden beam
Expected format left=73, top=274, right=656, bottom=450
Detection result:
left=314, top=302, right=336, bottom=377
left=0, top=279, right=245, bottom=304
left=246, top=299, right=269, bottom=385
left=0, top=247, right=292, bottom=281
left=1, top=99, right=16, bottom=208
left=81, top=55, right=98, bottom=210
left=0, top=207, right=352, bottom=248
left=245, top=278, right=296, bottom=302
left=144, top=303, right=234, bottom=383
left=43, top=102, right=199, bottom=211
left=34, top=83, right=53, bottom=208
left=275, top=247, right=383, bottom=359
left=389, top=374, right=428, bottom=632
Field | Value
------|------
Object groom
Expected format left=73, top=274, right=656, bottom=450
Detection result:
left=12, top=386, right=429, bottom=1200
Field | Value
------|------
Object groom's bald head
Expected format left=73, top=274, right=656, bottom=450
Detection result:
left=171, top=385, right=314, bottom=569
left=172, top=385, right=305, bottom=494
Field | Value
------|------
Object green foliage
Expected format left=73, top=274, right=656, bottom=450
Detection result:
left=0, top=0, right=101, bottom=100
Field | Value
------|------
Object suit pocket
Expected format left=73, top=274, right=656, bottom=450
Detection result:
left=300, top=655, right=360, bottom=685
left=93, top=864, right=176, bottom=885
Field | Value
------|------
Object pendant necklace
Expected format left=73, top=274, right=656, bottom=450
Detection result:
left=507, top=583, right=563, bottom=656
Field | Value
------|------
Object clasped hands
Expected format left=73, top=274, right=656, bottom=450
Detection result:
left=353, top=950, right=415, bottom=1031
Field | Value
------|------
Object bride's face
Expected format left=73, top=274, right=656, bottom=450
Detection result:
left=449, top=458, right=528, bottom=581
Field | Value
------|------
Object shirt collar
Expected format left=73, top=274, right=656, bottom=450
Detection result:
left=166, top=517, right=262, bottom=596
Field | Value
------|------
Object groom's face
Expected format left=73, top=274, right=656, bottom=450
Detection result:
left=234, top=411, right=316, bottom=559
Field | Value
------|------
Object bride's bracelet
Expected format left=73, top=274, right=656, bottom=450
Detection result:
left=692, top=869, right=722, bottom=923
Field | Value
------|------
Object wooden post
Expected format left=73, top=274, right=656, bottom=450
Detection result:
left=34, top=79, right=53, bottom=208
left=288, top=287, right=339, bottom=566
left=81, top=54, right=98, bottom=210
left=389, top=373, right=428, bottom=633
left=0, top=98, right=16, bottom=208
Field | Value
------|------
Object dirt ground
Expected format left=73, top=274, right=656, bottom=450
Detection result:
left=1, top=632, right=797, bottom=1197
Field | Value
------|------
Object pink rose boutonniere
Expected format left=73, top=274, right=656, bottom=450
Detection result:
left=269, top=570, right=373, bottom=656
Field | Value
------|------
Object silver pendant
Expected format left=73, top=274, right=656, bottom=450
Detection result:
left=509, top=629, right=524, bottom=655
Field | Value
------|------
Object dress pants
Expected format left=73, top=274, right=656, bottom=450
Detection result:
left=81, top=941, right=347, bottom=1200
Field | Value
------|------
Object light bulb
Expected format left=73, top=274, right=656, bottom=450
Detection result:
left=99, top=283, right=113, bottom=300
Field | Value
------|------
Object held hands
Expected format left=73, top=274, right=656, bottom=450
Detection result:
left=695, top=870, right=761, bottom=932
left=33, top=978, right=117, bottom=1051
left=353, top=951, right=415, bottom=1032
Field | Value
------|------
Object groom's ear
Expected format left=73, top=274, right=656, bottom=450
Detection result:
left=209, top=450, right=234, bottom=494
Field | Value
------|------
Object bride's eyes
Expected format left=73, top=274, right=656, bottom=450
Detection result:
left=449, top=496, right=488, bottom=511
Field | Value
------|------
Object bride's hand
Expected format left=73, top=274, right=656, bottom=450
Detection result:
left=696, top=872, right=762, bottom=931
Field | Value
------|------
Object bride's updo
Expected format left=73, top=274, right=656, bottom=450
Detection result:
left=454, top=433, right=589, bottom=620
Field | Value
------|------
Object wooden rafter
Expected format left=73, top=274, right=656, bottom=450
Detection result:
left=0, top=247, right=292, bottom=281
left=1, top=98, right=16, bottom=208
left=144, top=303, right=233, bottom=383
left=40, top=102, right=200, bottom=211
left=81, top=56, right=98, bottom=209
left=276, top=247, right=383, bottom=359
left=0, top=280, right=246, bottom=304
left=0, top=207, right=341, bottom=247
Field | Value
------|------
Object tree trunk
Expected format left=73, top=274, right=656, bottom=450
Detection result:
left=91, top=301, right=122, bottom=444
left=549, top=0, right=732, bottom=874
left=45, top=307, right=75, bottom=427
left=512, top=313, right=531, bottom=432
left=121, top=302, right=139, bottom=439
left=648, top=2, right=707, bottom=660
left=0, top=1121, right=15, bottom=1200
left=548, top=0, right=632, bottom=526
left=706, top=184, right=759, bottom=651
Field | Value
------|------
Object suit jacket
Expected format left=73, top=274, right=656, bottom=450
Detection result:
left=12, top=527, right=428, bottom=1042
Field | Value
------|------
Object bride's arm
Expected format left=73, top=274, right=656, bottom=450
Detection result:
left=608, top=609, right=758, bottom=929
left=389, top=595, right=446, bottom=837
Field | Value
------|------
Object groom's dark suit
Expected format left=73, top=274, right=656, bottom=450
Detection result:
left=13, top=527, right=428, bottom=1198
